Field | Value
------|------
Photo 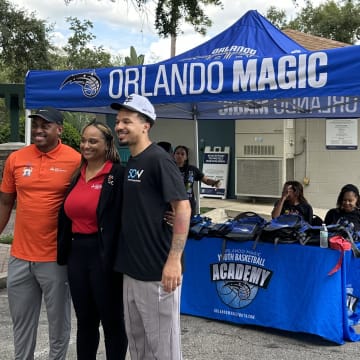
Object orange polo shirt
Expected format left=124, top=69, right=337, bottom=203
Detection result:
left=1, top=142, right=81, bottom=261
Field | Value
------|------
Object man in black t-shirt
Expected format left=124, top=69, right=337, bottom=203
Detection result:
left=112, top=94, right=191, bottom=360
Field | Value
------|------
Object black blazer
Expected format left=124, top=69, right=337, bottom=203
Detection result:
left=57, top=163, right=124, bottom=271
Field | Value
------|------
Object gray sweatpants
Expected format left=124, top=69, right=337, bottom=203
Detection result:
left=123, top=274, right=182, bottom=360
left=7, top=256, right=71, bottom=360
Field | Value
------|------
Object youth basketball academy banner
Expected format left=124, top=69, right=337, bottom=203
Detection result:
left=181, top=237, right=360, bottom=344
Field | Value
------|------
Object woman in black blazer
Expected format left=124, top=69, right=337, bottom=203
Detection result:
left=57, top=120, right=127, bottom=360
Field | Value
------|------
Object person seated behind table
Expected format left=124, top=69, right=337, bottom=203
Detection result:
left=271, top=180, right=313, bottom=223
left=324, top=183, right=360, bottom=231
left=173, top=145, right=221, bottom=216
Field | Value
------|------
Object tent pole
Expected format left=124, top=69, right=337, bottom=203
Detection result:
left=193, top=104, right=201, bottom=215
left=305, top=118, right=309, bottom=182
left=25, top=109, right=31, bottom=145
left=193, top=104, right=199, bottom=167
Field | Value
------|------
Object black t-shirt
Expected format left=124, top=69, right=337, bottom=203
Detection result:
left=275, top=200, right=313, bottom=223
left=114, top=143, right=188, bottom=281
left=325, top=208, right=360, bottom=231
left=179, top=164, right=204, bottom=216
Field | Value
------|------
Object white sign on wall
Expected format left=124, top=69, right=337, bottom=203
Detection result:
left=326, top=119, right=358, bottom=150
left=200, top=146, right=230, bottom=199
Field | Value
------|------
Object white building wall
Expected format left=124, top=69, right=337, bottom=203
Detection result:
left=150, top=118, right=197, bottom=164
left=235, top=118, right=360, bottom=211
left=115, top=116, right=360, bottom=211
left=296, top=118, right=360, bottom=210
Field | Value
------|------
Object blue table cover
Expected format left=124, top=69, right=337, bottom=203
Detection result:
left=181, top=237, right=360, bottom=344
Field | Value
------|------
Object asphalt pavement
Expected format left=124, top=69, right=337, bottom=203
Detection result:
left=1, top=200, right=360, bottom=359
left=1, top=285, right=360, bottom=359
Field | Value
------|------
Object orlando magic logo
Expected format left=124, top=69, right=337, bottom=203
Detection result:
left=60, top=72, right=101, bottom=98
left=179, top=45, right=258, bottom=62
left=216, top=280, right=259, bottom=309
left=211, top=261, right=272, bottom=309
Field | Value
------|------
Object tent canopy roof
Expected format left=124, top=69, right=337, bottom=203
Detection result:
left=25, top=10, right=360, bottom=120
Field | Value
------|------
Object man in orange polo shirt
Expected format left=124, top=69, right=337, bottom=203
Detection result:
left=0, top=107, right=81, bottom=359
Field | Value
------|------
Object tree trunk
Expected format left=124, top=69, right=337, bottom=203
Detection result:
left=170, top=34, right=177, bottom=57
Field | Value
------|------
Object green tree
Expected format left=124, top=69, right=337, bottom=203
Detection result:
left=0, top=0, right=53, bottom=82
left=111, top=54, right=126, bottom=67
left=152, top=0, right=223, bottom=56
left=0, top=122, right=10, bottom=143
left=63, top=17, right=113, bottom=69
left=64, top=0, right=224, bottom=57
left=48, top=48, right=69, bottom=71
left=289, top=0, right=360, bottom=43
left=265, top=6, right=288, bottom=29
left=62, top=120, right=81, bottom=151
left=0, top=117, right=24, bottom=143
left=125, top=46, right=145, bottom=66
left=0, top=115, right=81, bottom=151
left=65, top=112, right=93, bottom=132
left=266, top=0, right=360, bottom=44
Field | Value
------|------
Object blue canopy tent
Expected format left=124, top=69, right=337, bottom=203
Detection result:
left=23, top=13, right=360, bottom=343
left=24, top=9, right=360, bottom=201
left=25, top=45, right=360, bottom=118
left=25, top=10, right=360, bottom=119
left=158, top=9, right=309, bottom=61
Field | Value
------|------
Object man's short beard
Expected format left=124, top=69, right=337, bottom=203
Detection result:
left=117, top=139, right=128, bottom=146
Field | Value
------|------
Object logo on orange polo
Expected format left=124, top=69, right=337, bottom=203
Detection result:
left=22, top=166, right=32, bottom=177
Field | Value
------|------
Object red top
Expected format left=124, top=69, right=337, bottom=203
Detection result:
left=64, top=161, right=112, bottom=234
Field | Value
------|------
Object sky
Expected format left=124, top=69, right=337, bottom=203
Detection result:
left=9, top=0, right=320, bottom=64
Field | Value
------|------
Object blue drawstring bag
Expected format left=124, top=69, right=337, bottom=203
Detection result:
left=225, top=211, right=267, bottom=241
left=256, top=214, right=311, bottom=247
left=188, top=215, right=213, bottom=240
left=209, top=211, right=266, bottom=241
left=214, top=212, right=267, bottom=261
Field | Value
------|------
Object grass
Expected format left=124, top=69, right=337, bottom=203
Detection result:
left=200, top=207, right=215, bottom=214
left=0, top=234, right=13, bottom=244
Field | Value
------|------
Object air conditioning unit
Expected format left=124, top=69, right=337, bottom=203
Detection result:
left=235, top=119, right=295, bottom=198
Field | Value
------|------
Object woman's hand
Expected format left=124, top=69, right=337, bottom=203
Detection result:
left=213, top=179, right=221, bottom=188
left=164, top=210, right=175, bottom=226
left=281, top=185, right=292, bottom=200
